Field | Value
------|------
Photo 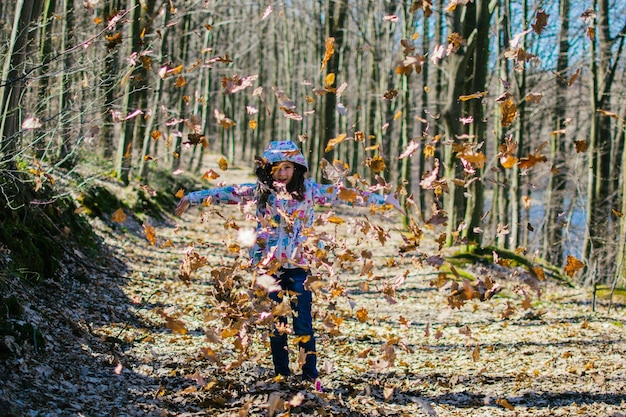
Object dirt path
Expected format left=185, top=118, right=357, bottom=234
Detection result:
left=2, top=170, right=626, bottom=416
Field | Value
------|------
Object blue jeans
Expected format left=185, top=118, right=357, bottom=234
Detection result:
left=268, top=267, right=318, bottom=379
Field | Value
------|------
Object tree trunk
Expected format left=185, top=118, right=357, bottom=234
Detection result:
left=0, top=0, right=44, bottom=171
left=543, top=0, right=570, bottom=265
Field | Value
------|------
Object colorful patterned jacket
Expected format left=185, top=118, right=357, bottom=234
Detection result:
left=185, top=178, right=388, bottom=269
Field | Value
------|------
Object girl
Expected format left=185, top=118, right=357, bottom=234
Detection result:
left=175, top=140, right=402, bottom=386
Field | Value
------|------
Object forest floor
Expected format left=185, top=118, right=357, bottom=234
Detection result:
left=2, top=163, right=626, bottom=417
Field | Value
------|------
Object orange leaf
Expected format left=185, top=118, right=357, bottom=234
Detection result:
left=500, top=154, right=518, bottom=169
left=496, top=398, right=515, bottom=410
left=143, top=223, right=156, bottom=245
left=338, top=188, right=358, bottom=203
left=218, top=157, right=229, bottom=171
left=355, top=307, right=368, bottom=323
left=175, top=188, right=185, bottom=198
left=564, top=255, right=585, bottom=277
left=320, top=37, right=335, bottom=71
left=202, top=169, right=220, bottom=180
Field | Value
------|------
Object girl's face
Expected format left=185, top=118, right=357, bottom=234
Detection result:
left=272, top=161, right=295, bottom=186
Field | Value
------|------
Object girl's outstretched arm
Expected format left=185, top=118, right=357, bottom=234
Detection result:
left=310, top=179, right=404, bottom=214
left=174, top=183, right=256, bottom=216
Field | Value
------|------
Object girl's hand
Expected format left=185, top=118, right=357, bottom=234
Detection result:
left=385, top=194, right=406, bottom=216
left=175, top=196, right=191, bottom=216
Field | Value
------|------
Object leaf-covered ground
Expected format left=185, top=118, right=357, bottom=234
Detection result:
left=2, top=165, right=626, bottom=417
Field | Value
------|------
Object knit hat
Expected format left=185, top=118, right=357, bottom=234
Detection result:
left=261, top=141, right=308, bottom=171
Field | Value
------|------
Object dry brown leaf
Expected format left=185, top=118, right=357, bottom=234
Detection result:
left=111, top=208, right=127, bottom=223
left=564, top=255, right=585, bottom=277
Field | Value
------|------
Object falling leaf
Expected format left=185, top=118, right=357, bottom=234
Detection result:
left=366, top=156, right=386, bottom=173
left=214, top=109, right=236, bottom=129
left=143, top=223, right=156, bottom=245
left=325, top=133, right=348, bottom=153
left=202, top=169, right=220, bottom=180
left=568, top=68, right=580, bottom=86
left=500, top=154, right=518, bottom=168
left=22, top=117, right=42, bottom=130
left=175, top=189, right=185, bottom=198
left=459, top=91, right=487, bottom=101
left=261, top=5, right=272, bottom=20
left=248, top=119, right=257, bottom=130
left=383, top=89, right=398, bottom=100
left=324, top=73, right=336, bottom=87
left=320, top=37, right=335, bottom=71
left=612, top=208, right=624, bottom=217
left=398, top=140, right=420, bottom=159
left=499, top=97, right=518, bottom=127
left=531, top=10, right=549, bottom=35
left=111, top=208, right=127, bottom=223
left=564, top=255, right=585, bottom=277
left=574, top=140, right=588, bottom=153
left=218, top=157, right=229, bottom=171
left=525, top=92, right=543, bottom=103
left=597, top=109, right=622, bottom=120
left=175, top=76, right=186, bottom=88
left=338, top=188, right=358, bottom=203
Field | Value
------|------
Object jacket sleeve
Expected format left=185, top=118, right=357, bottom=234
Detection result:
left=185, top=183, right=256, bottom=206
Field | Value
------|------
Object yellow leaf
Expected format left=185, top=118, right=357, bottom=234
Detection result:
left=393, top=110, right=402, bottom=120
left=324, top=73, right=336, bottom=87
left=175, top=188, right=185, bottom=198
left=325, top=133, right=348, bottom=152
left=327, top=216, right=345, bottom=225
left=248, top=119, right=257, bottom=130
left=218, top=157, right=229, bottom=171
left=459, top=91, right=487, bottom=101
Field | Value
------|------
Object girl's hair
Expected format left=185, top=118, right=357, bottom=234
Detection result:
left=256, top=162, right=307, bottom=206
